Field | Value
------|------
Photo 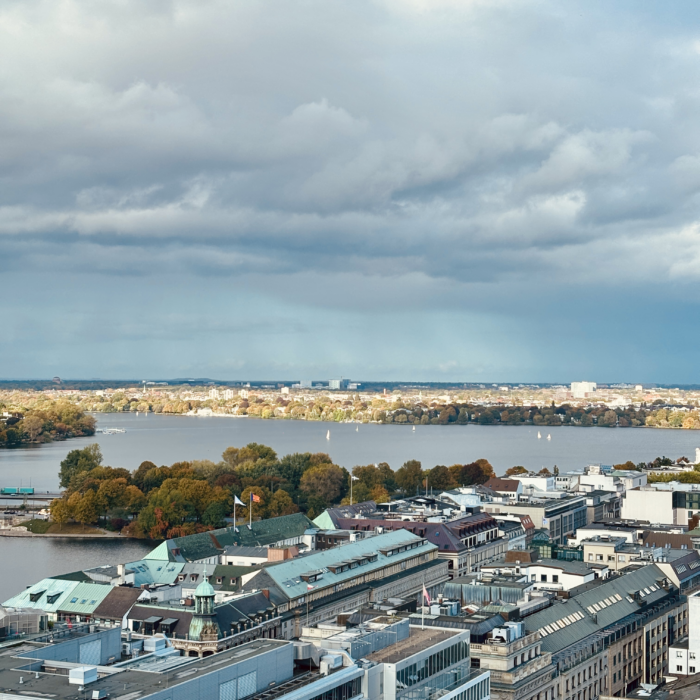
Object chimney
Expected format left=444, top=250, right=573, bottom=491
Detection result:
left=117, top=564, right=125, bottom=582
left=261, top=589, right=270, bottom=599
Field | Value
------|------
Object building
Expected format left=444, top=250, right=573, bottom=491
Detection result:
left=326, top=512, right=507, bottom=578
left=571, top=381, right=597, bottom=398
left=481, top=557, right=608, bottom=592
left=483, top=479, right=523, bottom=501
left=364, top=625, right=490, bottom=700
left=144, top=513, right=317, bottom=564
left=509, top=474, right=556, bottom=493
left=0, top=605, right=47, bottom=638
left=469, top=624, right=555, bottom=700
left=240, top=530, right=449, bottom=634
left=0, top=629, right=297, bottom=700
left=583, top=491, right=621, bottom=522
left=523, top=564, right=687, bottom=689
left=329, top=379, right=349, bottom=390
left=483, top=496, right=587, bottom=545
left=221, top=546, right=277, bottom=566
left=621, top=487, right=694, bottom=526
left=579, top=466, right=647, bottom=494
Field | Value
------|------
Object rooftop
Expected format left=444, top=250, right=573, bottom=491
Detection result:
left=366, top=627, right=458, bottom=664
left=0, top=638, right=290, bottom=700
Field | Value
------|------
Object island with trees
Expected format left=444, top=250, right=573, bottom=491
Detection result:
left=48, top=442, right=496, bottom=538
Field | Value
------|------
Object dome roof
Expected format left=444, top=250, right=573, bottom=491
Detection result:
left=195, top=577, right=215, bottom=598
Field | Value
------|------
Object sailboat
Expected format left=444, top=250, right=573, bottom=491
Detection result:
left=412, top=426, right=416, bottom=432
left=547, top=434, right=551, bottom=441
left=326, top=430, right=330, bottom=440
left=356, top=426, right=359, bottom=432
left=537, top=431, right=541, bottom=439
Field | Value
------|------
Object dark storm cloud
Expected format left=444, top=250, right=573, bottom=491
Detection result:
left=4, top=0, right=700, bottom=379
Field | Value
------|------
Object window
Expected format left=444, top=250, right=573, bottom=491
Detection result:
left=677, top=666, right=683, bottom=672
left=553, top=575, right=559, bottom=583
left=541, top=574, right=548, bottom=582
left=596, top=554, right=603, bottom=561
left=677, top=652, right=683, bottom=658
left=690, top=667, right=696, bottom=673
left=619, top=555, right=626, bottom=562
left=588, top=554, right=593, bottom=561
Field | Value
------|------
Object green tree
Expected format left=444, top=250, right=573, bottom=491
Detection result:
left=427, top=465, right=457, bottom=491
left=395, top=460, right=424, bottom=494
left=59, top=444, right=103, bottom=488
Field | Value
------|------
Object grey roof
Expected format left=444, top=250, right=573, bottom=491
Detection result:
left=523, top=565, right=674, bottom=653
left=152, top=513, right=316, bottom=562
left=483, top=558, right=599, bottom=576
left=243, top=530, right=435, bottom=602
left=222, top=546, right=269, bottom=558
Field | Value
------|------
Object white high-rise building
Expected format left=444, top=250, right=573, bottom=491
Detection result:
left=571, top=381, right=596, bottom=398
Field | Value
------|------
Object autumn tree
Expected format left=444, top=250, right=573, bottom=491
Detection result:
left=505, top=466, right=528, bottom=476
left=73, top=490, right=100, bottom=526
left=50, top=498, right=71, bottom=529
left=300, top=464, right=346, bottom=504
left=449, top=459, right=495, bottom=486
left=268, top=489, right=300, bottom=517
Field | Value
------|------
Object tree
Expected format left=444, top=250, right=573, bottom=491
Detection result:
left=50, top=498, right=71, bottom=529
left=395, top=460, right=424, bottom=494
left=427, top=465, right=457, bottom=491
left=553, top=465, right=559, bottom=476
left=449, top=459, right=495, bottom=486
left=538, top=467, right=552, bottom=476
left=59, top=444, right=102, bottom=488
left=505, top=466, right=528, bottom=476
left=22, top=415, right=44, bottom=442
left=73, top=490, right=100, bottom=526
left=202, top=501, right=228, bottom=528
left=300, top=464, right=345, bottom=504
left=268, top=489, right=300, bottom=517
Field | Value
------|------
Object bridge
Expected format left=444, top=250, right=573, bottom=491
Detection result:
left=0, top=491, right=62, bottom=503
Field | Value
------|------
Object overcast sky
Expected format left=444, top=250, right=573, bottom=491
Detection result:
left=3, top=0, right=700, bottom=382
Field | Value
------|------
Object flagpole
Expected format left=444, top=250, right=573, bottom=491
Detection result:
left=249, top=492, right=253, bottom=528
left=422, top=577, right=425, bottom=630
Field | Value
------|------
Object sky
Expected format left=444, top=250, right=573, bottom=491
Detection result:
left=3, top=0, right=700, bottom=383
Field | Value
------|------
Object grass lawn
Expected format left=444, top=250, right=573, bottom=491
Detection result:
left=22, top=520, right=106, bottom=535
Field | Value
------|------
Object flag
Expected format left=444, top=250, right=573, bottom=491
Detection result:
left=422, top=584, right=431, bottom=605
left=307, top=584, right=314, bottom=590
left=250, top=492, right=261, bottom=503
left=351, top=476, right=359, bottom=481
left=233, top=495, right=244, bottom=506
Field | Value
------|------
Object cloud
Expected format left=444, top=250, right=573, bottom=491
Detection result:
left=3, top=0, right=700, bottom=379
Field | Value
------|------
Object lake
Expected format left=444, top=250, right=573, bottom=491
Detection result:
left=0, top=537, right=153, bottom=603
left=1, top=413, right=699, bottom=602
left=1, top=413, right=699, bottom=490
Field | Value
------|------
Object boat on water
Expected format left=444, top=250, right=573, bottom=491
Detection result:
left=547, top=434, right=551, bottom=441
left=326, top=430, right=330, bottom=440
left=537, top=431, right=541, bottom=439
left=356, top=426, right=359, bottom=432
left=96, top=428, right=126, bottom=434
left=412, top=426, right=416, bottom=432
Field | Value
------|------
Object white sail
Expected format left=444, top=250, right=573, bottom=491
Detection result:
left=537, top=431, right=541, bottom=439
left=547, top=434, right=551, bottom=441
left=413, top=426, right=416, bottom=432
left=356, top=426, right=359, bottom=432
left=326, top=430, right=330, bottom=440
